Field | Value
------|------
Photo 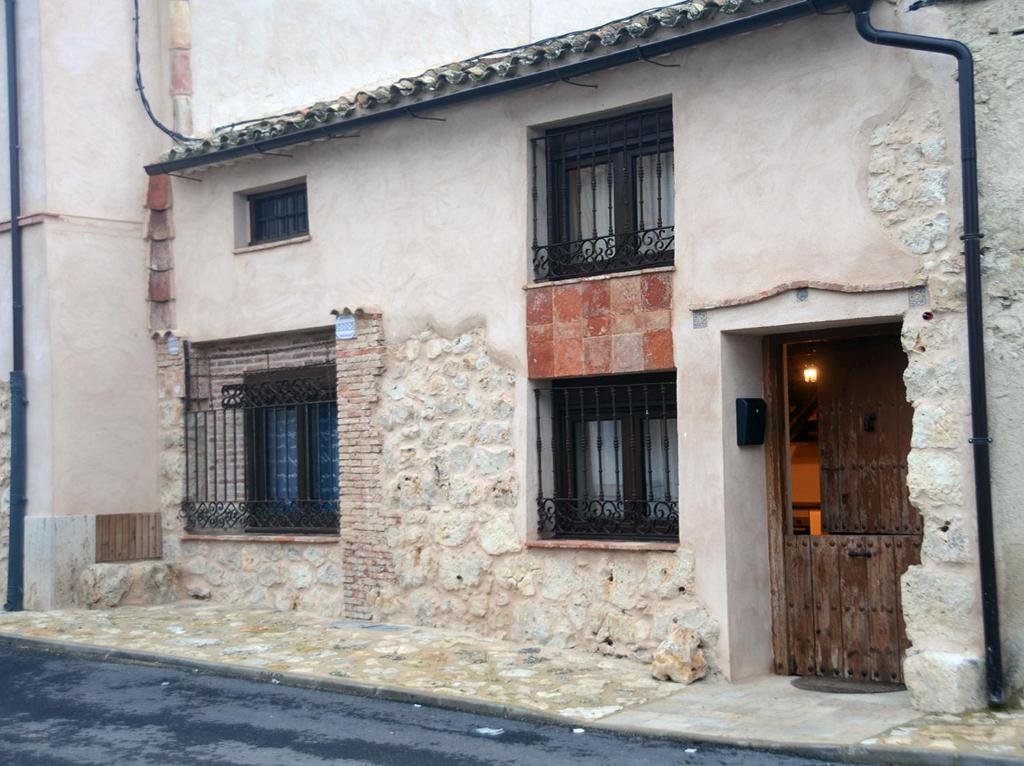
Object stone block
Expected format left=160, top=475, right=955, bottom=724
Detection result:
left=907, top=449, right=964, bottom=508
left=903, top=650, right=985, bottom=713
left=901, top=565, right=980, bottom=646
left=651, top=627, right=707, bottom=684
left=479, top=515, right=521, bottom=555
left=78, top=561, right=180, bottom=608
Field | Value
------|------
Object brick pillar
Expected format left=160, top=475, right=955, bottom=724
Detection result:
left=336, top=313, right=390, bottom=619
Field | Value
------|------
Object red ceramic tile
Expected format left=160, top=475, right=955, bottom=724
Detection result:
left=146, top=175, right=171, bottom=211
left=585, top=314, right=611, bottom=338
left=553, top=284, right=583, bottom=323
left=529, top=340, right=554, bottom=378
left=581, top=281, right=610, bottom=318
left=610, top=276, right=642, bottom=315
left=583, top=336, right=612, bottom=375
left=642, top=309, right=671, bottom=331
left=611, top=313, right=642, bottom=335
left=641, top=273, right=672, bottom=311
left=527, top=322, right=553, bottom=345
left=526, top=288, right=553, bottom=326
left=643, top=329, right=674, bottom=370
left=554, top=338, right=585, bottom=377
left=554, top=320, right=583, bottom=340
left=612, top=333, right=644, bottom=372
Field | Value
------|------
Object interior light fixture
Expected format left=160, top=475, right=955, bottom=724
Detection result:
left=803, top=365, right=818, bottom=384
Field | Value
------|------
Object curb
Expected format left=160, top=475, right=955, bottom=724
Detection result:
left=0, top=632, right=1017, bottom=766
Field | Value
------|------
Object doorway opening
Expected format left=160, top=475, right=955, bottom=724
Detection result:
left=766, top=325, right=922, bottom=685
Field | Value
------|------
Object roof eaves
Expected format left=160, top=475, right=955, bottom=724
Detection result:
left=146, top=0, right=834, bottom=175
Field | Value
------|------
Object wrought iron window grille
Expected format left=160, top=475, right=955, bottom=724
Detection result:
left=531, top=105, right=674, bottom=282
left=534, top=373, right=679, bottom=541
left=182, top=365, right=340, bottom=534
left=248, top=183, right=309, bottom=245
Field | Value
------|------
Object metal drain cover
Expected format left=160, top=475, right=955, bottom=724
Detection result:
left=791, top=676, right=906, bottom=694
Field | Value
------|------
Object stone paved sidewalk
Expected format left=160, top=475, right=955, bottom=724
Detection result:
left=0, top=602, right=1022, bottom=764
left=0, top=602, right=675, bottom=720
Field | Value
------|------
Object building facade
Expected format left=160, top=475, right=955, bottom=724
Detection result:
left=2, top=0, right=1023, bottom=715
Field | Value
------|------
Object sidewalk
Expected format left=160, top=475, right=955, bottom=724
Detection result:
left=0, top=602, right=1020, bottom=764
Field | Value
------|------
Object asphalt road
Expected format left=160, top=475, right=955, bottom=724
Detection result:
left=0, top=645, right=839, bottom=766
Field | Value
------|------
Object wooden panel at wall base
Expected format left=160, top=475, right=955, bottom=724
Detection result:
left=95, top=513, right=163, bottom=563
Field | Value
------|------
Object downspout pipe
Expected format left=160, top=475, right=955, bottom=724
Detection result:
left=3, top=0, right=24, bottom=612
left=847, top=0, right=1004, bottom=706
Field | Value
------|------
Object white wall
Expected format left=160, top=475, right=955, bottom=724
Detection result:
left=188, top=0, right=662, bottom=134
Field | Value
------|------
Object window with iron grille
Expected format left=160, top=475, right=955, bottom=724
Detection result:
left=182, top=365, right=339, bottom=534
left=531, top=105, right=674, bottom=281
left=248, top=183, right=309, bottom=245
left=534, top=373, right=678, bottom=541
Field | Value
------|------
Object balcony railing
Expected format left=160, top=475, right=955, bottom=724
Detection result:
left=531, top=105, right=675, bottom=281
left=181, top=369, right=340, bottom=534
left=534, top=375, right=679, bottom=541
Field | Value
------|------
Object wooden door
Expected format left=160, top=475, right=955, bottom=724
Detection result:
left=782, top=334, right=922, bottom=684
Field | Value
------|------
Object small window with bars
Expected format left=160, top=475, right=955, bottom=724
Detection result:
left=531, top=105, right=674, bottom=281
left=248, top=183, right=309, bottom=245
left=534, top=373, right=679, bottom=541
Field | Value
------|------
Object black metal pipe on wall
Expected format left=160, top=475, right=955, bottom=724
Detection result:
left=4, top=0, right=25, bottom=612
left=847, top=0, right=1004, bottom=706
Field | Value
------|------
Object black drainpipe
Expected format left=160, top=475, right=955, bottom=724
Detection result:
left=3, top=0, right=25, bottom=612
left=847, top=0, right=1004, bottom=706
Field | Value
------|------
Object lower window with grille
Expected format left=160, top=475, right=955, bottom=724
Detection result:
left=182, top=365, right=340, bottom=534
left=534, top=373, right=678, bottom=541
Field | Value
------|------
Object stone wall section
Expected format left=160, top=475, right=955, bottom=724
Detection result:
left=863, top=37, right=1006, bottom=711
left=0, top=381, right=9, bottom=601
left=374, top=328, right=717, bottom=664
left=943, top=0, right=1024, bottom=707
left=335, top=314, right=389, bottom=619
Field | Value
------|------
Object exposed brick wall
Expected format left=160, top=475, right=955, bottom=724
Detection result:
left=527, top=271, right=674, bottom=378
left=187, top=328, right=336, bottom=404
left=335, top=314, right=389, bottom=619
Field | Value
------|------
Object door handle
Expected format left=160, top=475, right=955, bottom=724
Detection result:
left=848, top=550, right=873, bottom=559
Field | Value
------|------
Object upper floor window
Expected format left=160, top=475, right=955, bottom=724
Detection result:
left=531, top=105, right=674, bottom=282
left=248, top=183, right=309, bottom=245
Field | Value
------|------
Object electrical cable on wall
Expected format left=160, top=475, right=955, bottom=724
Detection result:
left=133, top=0, right=198, bottom=143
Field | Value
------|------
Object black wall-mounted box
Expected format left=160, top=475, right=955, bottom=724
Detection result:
left=736, top=398, right=766, bottom=446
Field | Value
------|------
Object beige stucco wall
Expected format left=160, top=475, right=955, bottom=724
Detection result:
left=0, top=0, right=168, bottom=606
left=188, top=0, right=679, bottom=135
left=163, top=9, right=970, bottom=684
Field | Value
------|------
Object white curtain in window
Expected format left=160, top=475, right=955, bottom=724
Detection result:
left=646, top=417, right=679, bottom=504
left=567, top=163, right=614, bottom=249
left=574, top=419, right=623, bottom=499
left=635, top=151, right=674, bottom=236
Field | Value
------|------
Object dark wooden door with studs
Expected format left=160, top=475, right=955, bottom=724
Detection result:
left=782, top=334, right=922, bottom=684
